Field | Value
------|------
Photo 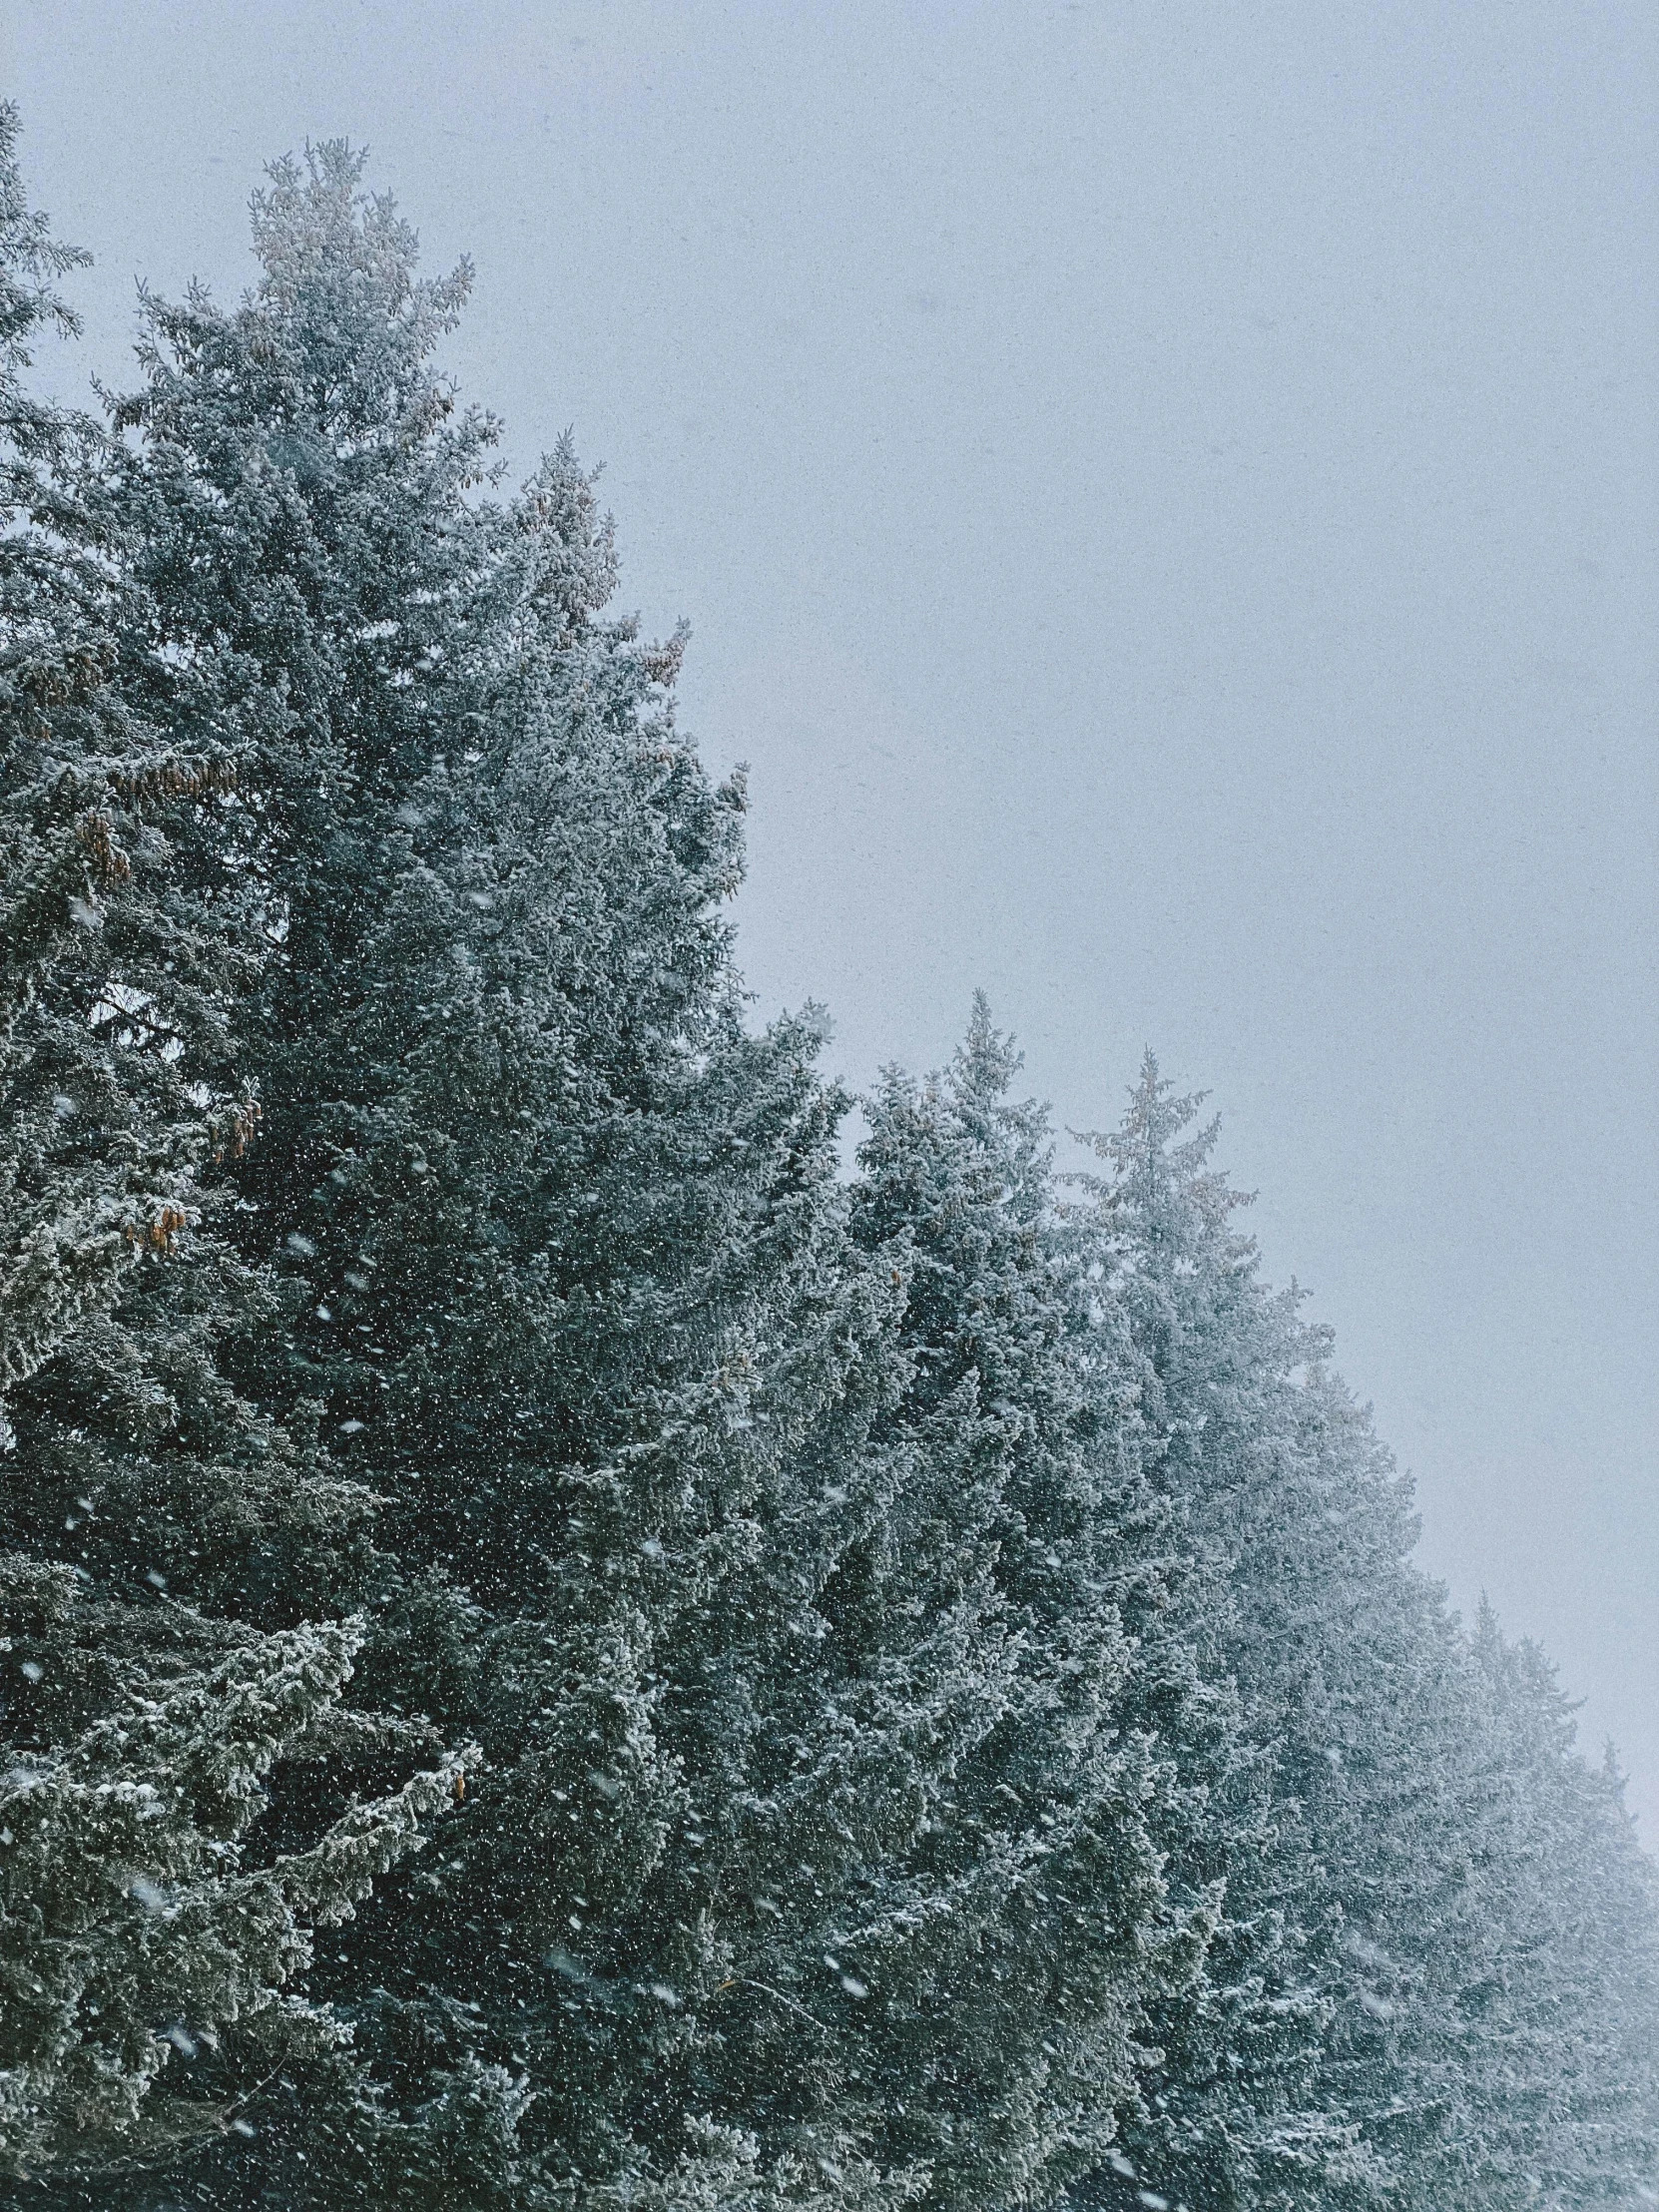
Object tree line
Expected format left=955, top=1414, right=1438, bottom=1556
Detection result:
left=2, top=118, right=1654, bottom=2211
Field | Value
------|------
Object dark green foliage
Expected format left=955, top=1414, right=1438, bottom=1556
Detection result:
left=0, top=112, right=473, bottom=2184
left=2, top=115, right=1655, bottom=2212
left=1071, top=1063, right=1659, bottom=2212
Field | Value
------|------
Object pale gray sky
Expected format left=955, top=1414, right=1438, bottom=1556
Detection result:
left=8, top=1, right=1656, bottom=1827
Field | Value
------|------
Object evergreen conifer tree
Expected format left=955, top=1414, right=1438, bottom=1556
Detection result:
left=1458, top=1611, right=1659, bottom=2208
left=817, top=1000, right=1206, bottom=2208
left=1066, top=1060, right=1372, bottom=2212
left=0, top=109, right=472, bottom=2189
left=72, top=140, right=926, bottom=2209
left=8, top=116, right=1657, bottom=2212
left=675, top=999, right=1204, bottom=2212
left=1072, top=1059, right=1659, bottom=2212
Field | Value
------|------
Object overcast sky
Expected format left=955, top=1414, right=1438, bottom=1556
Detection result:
left=8, top=0, right=1656, bottom=1828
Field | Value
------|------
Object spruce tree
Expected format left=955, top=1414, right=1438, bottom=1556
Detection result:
left=11, top=115, right=1658, bottom=2212
left=0, top=108, right=472, bottom=2188
left=1459, top=1611, right=1659, bottom=2208
left=819, top=1001, right=1207, bottom=2207
left=1072, top=1058, right=1659, bottom=2212
left=77, top=141, right=924, bottom=2208
left=678, top=1000, right=1203, bottom=2212
left=1065, top=1060, right=1370, bottom=2212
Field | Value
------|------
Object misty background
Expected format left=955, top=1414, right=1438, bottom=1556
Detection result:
left=6, top=2, right=1655, bottom=1828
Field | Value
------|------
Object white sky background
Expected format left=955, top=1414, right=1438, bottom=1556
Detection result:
left=7, top=1, right=1656, bottom=1829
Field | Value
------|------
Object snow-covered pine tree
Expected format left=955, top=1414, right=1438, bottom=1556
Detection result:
left=0, top=109, right=474, bottom=2189
left=1248, top=1383, right=1659, bottom=2212
left=1293, top=1552, right=1659, bottom=2212
left=639, top=999, right=1196, bottom=2212
left=19, top=119, right=1657, bottom=2212
left=275, top=632, right=916, bottom=2210
left=1066, top=1058, right=1373, bottom=2212
left=75, top=143, right=935, bottom=2210
left=792, top=998, right=1207, bottom=2208
left=1458, top=1609, right=1659, bottom=2209
left=1073, top=1058, right=1659, bottom=2211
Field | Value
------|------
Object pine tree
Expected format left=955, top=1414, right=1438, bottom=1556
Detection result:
left=0, top=110, right=476, bottom=2190
left=1459, top=1612, right=1659, bottom=2208
left=73, top=142, right=925, bottom=2208
left=1066, top=1059, right=1372, bottom=2212
left=12, top=114, right=1658, bottom=2212
left=808, top=999, right=1205, bottom=2208
left=1072, top=1058, right=1659, bottom=2212
left=646, top=1000, right=1196, bottom=2212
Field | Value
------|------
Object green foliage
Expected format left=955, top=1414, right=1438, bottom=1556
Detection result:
left=0, top=111, right=473, bottom=2184
left=1, top=112, right=1654, bottom=2212
left=0, top=1574, right=471, bottom=2178
left=1071, top=1062, right=1659, bottom=2212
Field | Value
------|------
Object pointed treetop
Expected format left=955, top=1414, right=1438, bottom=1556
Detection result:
left=1065, top=1049, right=1249, bottom=1238
left=950, top=987, right=1024, bottom=1109
left=250, top=137, right=469, bottom=331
